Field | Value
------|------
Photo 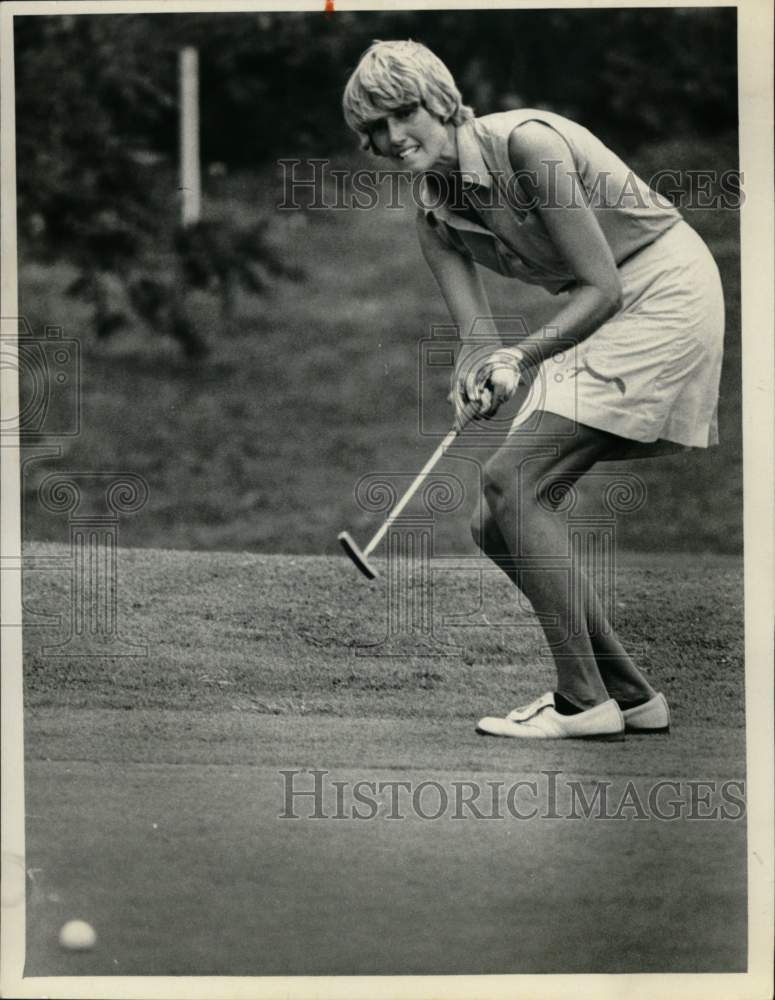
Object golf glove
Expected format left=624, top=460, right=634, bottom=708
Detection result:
left=452, top=347, right=526, bottom=422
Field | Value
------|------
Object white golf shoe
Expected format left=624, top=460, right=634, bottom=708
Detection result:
left=622, top=692, right=670, bottom=733
left=476, top=692, right=625, bottom=741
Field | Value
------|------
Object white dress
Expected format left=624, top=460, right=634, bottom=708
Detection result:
left=417, top=110, right=725, bottom=448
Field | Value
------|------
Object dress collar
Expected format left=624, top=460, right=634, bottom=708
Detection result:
left=456, top=118, right=492, bottom=190
left=418, top=119, right=492, bottom=218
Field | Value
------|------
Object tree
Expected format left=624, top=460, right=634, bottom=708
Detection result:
left=14, top=14, right=301, bottom=356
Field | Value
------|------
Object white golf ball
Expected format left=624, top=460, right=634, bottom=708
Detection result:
left=59, top=919, right=97, bottom=950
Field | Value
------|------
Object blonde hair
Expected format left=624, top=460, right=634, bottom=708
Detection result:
left=343, top=40, right=474, bottom=151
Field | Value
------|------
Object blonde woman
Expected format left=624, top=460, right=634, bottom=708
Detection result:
left=343, top=41, right=724, bottom=740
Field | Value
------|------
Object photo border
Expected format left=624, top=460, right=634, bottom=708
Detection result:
left=1, top=2, right=772, bottom=998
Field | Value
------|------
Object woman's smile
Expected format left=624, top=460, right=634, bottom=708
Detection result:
left=395, top=143, right=421, bottom=161
left=368, top=103, right=457, bottom=174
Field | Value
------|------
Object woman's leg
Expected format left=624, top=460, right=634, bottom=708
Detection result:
left=474, top=505, right=655, bottom=702
left=586, top=629, right=656, bottom=705
left=472, top=412, right=655, bottom=709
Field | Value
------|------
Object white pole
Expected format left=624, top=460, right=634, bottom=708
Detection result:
left=179, top=47, right=201, bottom=227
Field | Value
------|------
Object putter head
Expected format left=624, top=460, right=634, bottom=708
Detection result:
left=338, top=531, right=379, bottom=580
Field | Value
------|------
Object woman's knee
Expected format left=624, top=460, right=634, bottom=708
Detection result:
left=470, top=503, right=506, bottom=552
left=483, top=462, right=562, bottom=554
left=483, top=451, right=549, bottom=522
left=485, top=447, right=586, bottom=517
left=471, top=501, right=514, bottom=558
left=470, top=509, right=484, bottom=550
left=482, top=454, right=516, bottom=513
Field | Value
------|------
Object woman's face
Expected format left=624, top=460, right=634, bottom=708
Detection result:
left=366, top=102, right=457, bottom=174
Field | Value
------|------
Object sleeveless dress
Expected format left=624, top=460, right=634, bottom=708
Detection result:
left=416, top=109, right=725, bottom=448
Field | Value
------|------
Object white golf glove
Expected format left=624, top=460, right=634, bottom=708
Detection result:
left=452, top=347, right=526, bottom=424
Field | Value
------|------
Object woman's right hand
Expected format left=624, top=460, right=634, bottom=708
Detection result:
left=448, top=373, right=490, bottom=429
left=450, top=348, right=525, bottom=426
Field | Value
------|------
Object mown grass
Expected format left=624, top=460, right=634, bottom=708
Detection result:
left=18, top=134, right=741, bottom=555
left=23, top=544, right=744, bottom=729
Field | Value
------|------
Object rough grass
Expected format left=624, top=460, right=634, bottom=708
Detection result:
left=23, top=543, right=744, bottom=730
left=18, top=135, right=742, bottom=555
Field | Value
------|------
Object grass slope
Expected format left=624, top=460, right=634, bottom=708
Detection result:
left=23, top=543, right=744, bottom=730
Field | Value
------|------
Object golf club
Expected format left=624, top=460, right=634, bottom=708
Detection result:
left=338, top=416, right=472, bottom=579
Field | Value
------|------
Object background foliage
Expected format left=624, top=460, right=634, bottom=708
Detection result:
left=16, top=8, right=738, bottom=172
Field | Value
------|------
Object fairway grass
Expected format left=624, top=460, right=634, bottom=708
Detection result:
left=23, top=544, right=744, bottom=728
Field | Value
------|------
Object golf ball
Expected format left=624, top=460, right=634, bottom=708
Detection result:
left=59, top=919, right=97, bottom=951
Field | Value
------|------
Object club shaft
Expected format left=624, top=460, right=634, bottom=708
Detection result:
left=363, top=424, right=462, bottom=557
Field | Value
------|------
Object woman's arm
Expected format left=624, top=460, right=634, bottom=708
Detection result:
left=416, top=209, right=499, bottom=342
left=462, top=122, right=625, bottom=416
left=505, top=121, right=623, bottom=372
left=416, top=211, right=502, bottom=420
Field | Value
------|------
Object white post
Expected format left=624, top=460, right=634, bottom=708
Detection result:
left=179, top=47, right=201, bottom=227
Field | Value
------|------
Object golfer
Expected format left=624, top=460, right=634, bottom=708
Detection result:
left=342, top=41, right=724, bottom=740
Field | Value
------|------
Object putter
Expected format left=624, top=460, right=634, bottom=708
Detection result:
left=338, top=417, right=471, bottom=579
